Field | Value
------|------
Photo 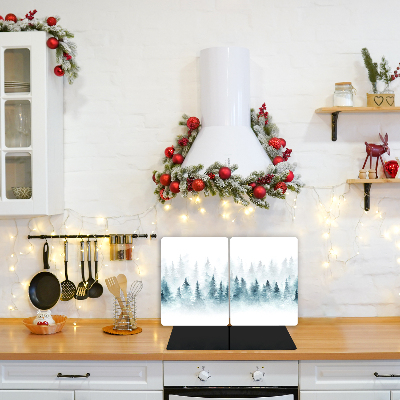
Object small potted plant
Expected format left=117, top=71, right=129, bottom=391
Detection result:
left=361, top=48, right=398, bottom=107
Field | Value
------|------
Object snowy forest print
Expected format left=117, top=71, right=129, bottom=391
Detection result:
left=230, top=237, right=298, bottom=326
left=161, top=237, right=229, bottom=326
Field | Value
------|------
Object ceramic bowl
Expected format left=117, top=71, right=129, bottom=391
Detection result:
left=12, top=187, right=32, bottom=199
left=23, top=315, right=67, bottom=335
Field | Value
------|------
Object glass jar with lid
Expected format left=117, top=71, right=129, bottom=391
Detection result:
left=333, top=82, right=355, bottom=107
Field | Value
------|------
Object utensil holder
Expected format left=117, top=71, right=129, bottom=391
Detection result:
left=113, top=297, right=137, bottom=331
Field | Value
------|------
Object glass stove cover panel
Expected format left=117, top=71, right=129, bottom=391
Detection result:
left=170, top=396, right=294, bottom=400
left=5, top=152, right=32, bottom=199
left=4, top=48, right=30, bottom=93
left=161, top=237, right=229, bottom=326
left=5, top=100, right=31, bottom=147
left=230, top=237, right=298, bottom=326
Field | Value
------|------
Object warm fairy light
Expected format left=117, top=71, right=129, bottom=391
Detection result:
left=364, top=211, right=368, bottom=214
left=222, top=201, right=227, bottom=206
left=73, top=322, right=77, bottom=326
left=397, top=258, right=400, bottom=264
left=395, top=227, right=400, bottom=234
left=78, top=306, right=81, bottom=309
left=10, top=236, right=13, bottom=239
left=323, top=262, right=330, bottom=268
left=29, top=246, right=32, bottom=250
left=195, top=197, right=201, bottom=203
left=200, top=208, right=206, bottom=213
left=357, top=252, right=360, bottom=255
left=189, top=198, right=193, bottom=201
left=244, top=209, right=250, bottom=215
left=329, top=249, right=337, bottom=256
left=222, top=213, right=228, bottom=219
left=322, top=233, right=329, bottom=239
left=249, top=207, right=254, bottom=212
left=181, top=215, right=188, bottom=221
left=9, top=266, right=14, bottom=272
left=384, top=232, right=390, bottom=240
left=97, top=217, right=104, bottom=222
left=11, top=254, right=14, bottom=258
left=332, top=197, right=337, bottom=202
left=51, top=231, right=55, bottom=235
left=8, top=306, right=13, bottom=310
left=232, top=219, right=235, bottom=223
left=325, top=219, right=331, bottom=225
left=294, top=205, right=297, bottom=209
left=32, top=228, right=36, bottom=231
left=164, top=204, right=171, bottom=210
left=151, top=222, right=155, bottom=224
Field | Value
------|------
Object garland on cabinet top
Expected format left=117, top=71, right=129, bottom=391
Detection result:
left=0, top=11, right=78, bottom=84
left=152, top=104, right=304, bottom=210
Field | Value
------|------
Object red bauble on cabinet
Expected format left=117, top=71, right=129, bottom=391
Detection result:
left=164, top=146, right=174, bottom=158
left=172, top=154, right=184, bottom=164
left=192, top=179, right=205, bottom=192
left=273, top=156, right=284, bottom=165
left=274, top=182, right=287, bottom=194
left=169, top=181, right=180, bottom=193
left=253, top=186, right=266, bottom=199
left=47, top=17, right=57, bottom=26
left=159, top=174, right=171, bottom=186
left=46, top=37, right=59, bottom=49
left=279, top=138, right=286, bottom=148
left=285, top=171, right=294, bottom=182
left=54, top=65, right=65, bottom=77
left=5, top=14, right=17, bottom=23
left=268, top=137, right=282, bottom=149
left=186, top=117, right=200, bottom=131
left=219, top=167, right=231, bottom=180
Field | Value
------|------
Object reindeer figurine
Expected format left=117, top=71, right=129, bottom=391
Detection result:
left=362, top=133, right=390, bottom=177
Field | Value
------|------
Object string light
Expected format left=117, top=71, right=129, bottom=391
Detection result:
left=164, top=205, right=171, bottom=210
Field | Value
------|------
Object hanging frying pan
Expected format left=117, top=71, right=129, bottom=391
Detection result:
left=28, top=242, right=61, bottom=310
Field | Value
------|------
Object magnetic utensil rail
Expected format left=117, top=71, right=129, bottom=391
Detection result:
left=27, top=234, right=157, bottom=239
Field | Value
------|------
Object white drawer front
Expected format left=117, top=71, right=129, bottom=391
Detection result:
left=0, top=361, right=163, bottom=390
left=0, top=391, right=74, bottom=400
left=164, top=361, right=298, bottom=386
left=300, top=391, right=390, bottom=400
left=75, top=390, right=163, bottom=400
left=300, top=361, right=400, bottom=390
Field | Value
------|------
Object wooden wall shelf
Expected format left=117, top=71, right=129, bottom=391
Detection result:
left=315, top=107, right=400, bottom=141
left=347, top=178, right=400, bottom=211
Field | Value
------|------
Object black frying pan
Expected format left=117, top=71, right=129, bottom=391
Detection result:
left=29, top=242, right=61, bottom=310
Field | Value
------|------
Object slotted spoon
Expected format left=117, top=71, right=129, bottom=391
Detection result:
left=60, top=240, right=76, bottom=301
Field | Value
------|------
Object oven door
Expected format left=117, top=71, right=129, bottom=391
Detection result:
left=165, top=387, right=298, bottom=400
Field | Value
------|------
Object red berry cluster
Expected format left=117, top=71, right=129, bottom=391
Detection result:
left=24, top=9, right=37, bottom=20
left=63, top=52, right=72, bottom=61
left=391, top=64, right=400, bottom=81
left=256, top=174, right=274, bottom=185
left=258, top=103, right=269, bottom=125
left=178, top=137, right=189, bottom=146
left=282, top=148, right=292, bottom=161
left=207, top=173, right=215, bottom=180
left=187, top=177, right=194, bottom=191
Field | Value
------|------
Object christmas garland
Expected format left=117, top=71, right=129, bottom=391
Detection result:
left=153, top=104, right=304, bottom=209
left=0, top=11, right=78, bottom=84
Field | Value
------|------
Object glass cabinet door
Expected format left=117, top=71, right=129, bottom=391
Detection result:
left=1, top=45, right=32, bottom=202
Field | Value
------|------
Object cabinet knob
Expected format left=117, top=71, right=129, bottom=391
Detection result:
left=198, top=369, right=211, bottom=381
left=252, top=370, right=264, bottom=381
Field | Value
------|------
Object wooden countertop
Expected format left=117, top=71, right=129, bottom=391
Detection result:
left=3, top=317, right=400, bottom=361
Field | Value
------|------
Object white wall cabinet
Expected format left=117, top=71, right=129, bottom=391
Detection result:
left=0, top=31, right=63, bottom=216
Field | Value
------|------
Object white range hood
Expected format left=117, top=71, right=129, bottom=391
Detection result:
left=182, top=47, right=272, bottom=176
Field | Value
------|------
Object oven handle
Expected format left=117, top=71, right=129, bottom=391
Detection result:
left=374, top=372, right=400, bottom=378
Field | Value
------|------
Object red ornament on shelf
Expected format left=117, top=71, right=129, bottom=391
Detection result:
left=274, top=182, right=287, bottom=194
left=279, top=138, right=286, bottom=148
left=248, top=182, right=256, bottom=189
left=192, top=179, right=205, bottom=192
left=46, top=37, right=59, bottom=49
left=47, top=16, right=57, bottom=26
left=54, top=65, right=65, bottom=77
left=253, top=186, right=266, bottom=199
left=273, top=156, right=284, bottom=165
left=186, top=117, right=200, bottom=131
left=160, top=189, right=171, bottom=201
left=384, top=160, right=399, bottom=178
left=219, top=167, right=231, bottom=180
left=172, top=154, right=184, bottom=164
left=268, top=137, right=282, bottom=149
left=159, top=174, right=171, bottom=186
left=285, top=171, right=294, bottom=182
left=164, top=146, right=174, bottom=158
left=169, top=181, right=180, bottom=193
left=5, top=14, right=17, bottom=23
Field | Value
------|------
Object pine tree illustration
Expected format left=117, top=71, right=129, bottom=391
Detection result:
left=161, top=278, right=172, bottom=303
left=225, top=285, right=229, bottom=301
left=177, top=255, right=185, bottom=281
left=273, top=282, right=281, bottom=299
left=194, top=280, right=203, bottom=303
left=232, top=276, right=241, bottom=301
left=208, top=274, right=217, bottom=300
left=250, top=279, right=260, bottom=302
left=217, top=281, right=225, bottom=303
left=176, top=287, right=182, bottom=299
left=161, top=289, right=165, bottom=303
left=240, top=277, right=248, bottom=300
left=294, top=289, right=298, bottom=303
left=283, top=278, right=290, bottom=299
left=181, top=277, right=192, bottom=301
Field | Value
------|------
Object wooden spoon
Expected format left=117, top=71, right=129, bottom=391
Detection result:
left=117, top=274, right=128, bottom=301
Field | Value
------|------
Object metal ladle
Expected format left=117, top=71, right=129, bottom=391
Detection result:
left=88, top=239, right=103, bottom=298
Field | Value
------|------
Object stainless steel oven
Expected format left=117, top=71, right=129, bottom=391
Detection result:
left=164, top=361, right=298, bottom=400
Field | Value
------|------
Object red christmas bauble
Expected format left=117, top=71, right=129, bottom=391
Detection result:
left=164, top=146, right=174, bottom=158
left=384, top=160, right=399, bottom=178
left=47, top=16, right=57, bottom=26
left=5, top=14, right=17, bottom=23
left=268, top=137, right=282, bottom=149
left=285, top=171, right=294, bottom=182
left=274, top=182, right=287, bottom=194
left=160, top=189, right=171, bottom=201
left=248, top=182, right=256, bottom=188
left=273, top=156, right=284, bottom=165
left=46, top=37, right=59, bottom=49
left=152, top=173, right=158, bottom=184
left=192, top=179, right=205, bottom=192
left=172, top=154, right=184, bottom=164
left=54, top=65, right=65, bottom=77
left=159, top=174, right=171, bottom=186
left=169, top=181, right=180, bottom=193
left=279, top=138, right=286, bottom=148
left=253, top=186, right=266, bottom=199
left=187, top=117, right=200, bottom=131
left=0, top=16, right=4, bottom=21
left=219, top=167, right=231, bottom=180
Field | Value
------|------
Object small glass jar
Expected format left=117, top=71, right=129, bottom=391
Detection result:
left=333, top=82, right=354, bottom=107
left=109, top=234, right=117, bottom=261
left=125, top=234, right=133, bottom=260
left=117, top=234, right=125, bottom=261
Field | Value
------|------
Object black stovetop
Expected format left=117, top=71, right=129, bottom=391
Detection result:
left=167, top=326, right=296, bottom=350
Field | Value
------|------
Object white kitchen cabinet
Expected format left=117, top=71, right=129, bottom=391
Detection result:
left=75, top=391, right=163, bottom=400
left=0, top=31, right=63, bottom=216
left=300, top=391, right=390, bottom=400
left=0, top=391, right=74, bottom=400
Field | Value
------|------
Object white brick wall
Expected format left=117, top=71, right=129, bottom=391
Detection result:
left=1, top=0, right=400, bottom=319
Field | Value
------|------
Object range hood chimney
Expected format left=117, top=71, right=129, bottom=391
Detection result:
left=182, top=47, right=272, bottom=176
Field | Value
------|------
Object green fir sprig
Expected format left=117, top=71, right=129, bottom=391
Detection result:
left=361, top=48, right=379, bottom=93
